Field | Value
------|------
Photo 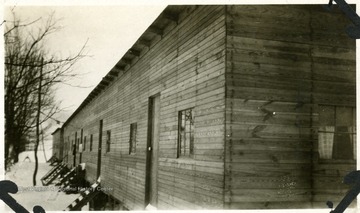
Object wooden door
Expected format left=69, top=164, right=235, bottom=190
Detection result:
left=73, top=132, right=77, bottom=167
left=145, top=94, right=160, bottom=207
left=80, top=129, right=83, bottom=163
left=97, top=120, right=103, bottom=178
left=60, top=128, right=64, bottom=160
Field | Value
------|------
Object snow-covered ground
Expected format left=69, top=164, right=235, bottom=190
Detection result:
left=18, top=150, right=53, bottom=163
left=4, top=161, right=82, bottom=212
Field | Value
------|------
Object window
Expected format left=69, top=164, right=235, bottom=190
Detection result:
left=83, top=136, right=87, bottom=151
left=318, top=105, right=356, bottom=160
left=129, top=123, right=137, bottom=154
left=78, top=138, right=83, bottom=153
left=64, top=142, right=67, bottom=157
left=177, top=108, right=195, bottom=158
left=90, top=135, right=93, bottom=152
left=72, top=140, right=76, bottom=155
left=106, top=130, right=111, bottom=152
left=67, top=136, right=70, bottom=152
left=89, top=135, right=93, bottom=152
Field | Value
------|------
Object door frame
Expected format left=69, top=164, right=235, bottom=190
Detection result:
left=80, top=129, right=83, bottom=163
left=97, top=119, right=103, bottom=178
left=73, top=132, right=77, bottom=167
left=145, top=94, right=160, bottom=207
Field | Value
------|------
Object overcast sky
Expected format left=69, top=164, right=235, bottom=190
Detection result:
left=4, top=4, right=167, bottom=124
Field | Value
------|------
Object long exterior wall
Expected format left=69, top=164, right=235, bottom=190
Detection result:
left=62, top=5, right=226, bottom=210
left=224, top=5, right=356, bottom=209
left=51, top=128, right=61, bottom=159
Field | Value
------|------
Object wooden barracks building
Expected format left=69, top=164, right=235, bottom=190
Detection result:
left=51, top=5, right=356, bottom=210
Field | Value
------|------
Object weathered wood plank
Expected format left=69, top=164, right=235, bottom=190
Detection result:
left=229, top=150, right=312, bottom=164
left=227, top=201, right=313, bottom=209
left=230, top=176, right=311, bottom=190
left=228, top=163, right=311, bottom=177
left=230, top=138, right=312, bottom=152
left=230, top=189, right=311, bottom=202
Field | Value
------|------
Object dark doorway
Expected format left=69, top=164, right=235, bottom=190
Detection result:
left=145, top=94, right=160, bottom=207
left=73, top=132, right=77, bottom=167
left=80, top=129, right=83, bottom=163
left=97, top=120, right=103, bottom=178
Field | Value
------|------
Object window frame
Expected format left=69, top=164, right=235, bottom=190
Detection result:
left=318, top=105, right=356, bottom=162
left=83, top=136, right=87, bottom=151
left=129, top=123, right=137, bottom=155
left=77, top=138, right=80, bottom=153
left=90, top=134, right=93, bottom=152
left=106, top=130, right=111, bottom=153
left=177, top=108, right=195, bottom=158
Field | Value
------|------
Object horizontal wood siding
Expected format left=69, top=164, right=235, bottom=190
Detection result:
left=51, top=130, right=61, bottom=159
left=62, top=5, right=226, bottom=210
left=225, top=5, right=356, bottom=209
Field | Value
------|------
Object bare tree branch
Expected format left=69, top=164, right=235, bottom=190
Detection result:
left=4, top=11, right=87, bottom=173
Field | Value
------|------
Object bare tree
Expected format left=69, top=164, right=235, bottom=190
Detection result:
left=4, top=12, right=87, bottom=185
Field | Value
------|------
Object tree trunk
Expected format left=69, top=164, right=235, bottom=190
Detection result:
left=13, top=144, right=20, bottom=164
left=41, top=130, right=47, bottom=162
left=4, top=140, right=10, bottom=171
left=13, top=133, right=22, bottom=164
left=5, top=106, right=15, bottom=170
left=33, top=58, right=43, bottom=186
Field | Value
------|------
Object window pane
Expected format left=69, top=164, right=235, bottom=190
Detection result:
left=319, top=105, right=335, bottom=126
left=336, top=106, right=353, bottom=126
left=107, top=131, right=111, bottom=152
left=190, top=126, right=194, bottom=155
left=353, top=132, right=356, bottom=160
left=333, top=126, right=353, bottom=159
left=84, top=137, right=86, bottom=151
left=353, top=107, right=356, bottom=130
left=130, top=123, right=137, bottom=154
left=318, top=126, right=335, bottom=159
left=90, top=135, right=93, bottom=151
